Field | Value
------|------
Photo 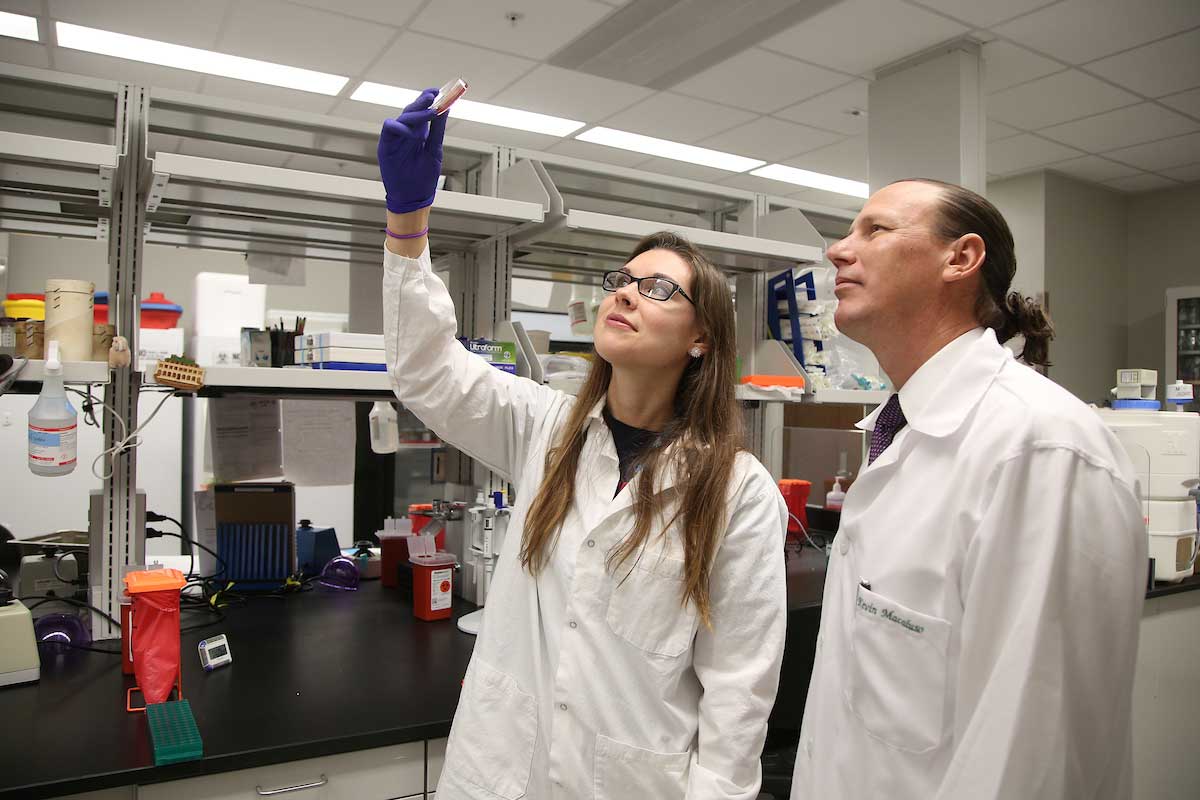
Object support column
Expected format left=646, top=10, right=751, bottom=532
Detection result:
left=868, top=40, right=985, bottom=194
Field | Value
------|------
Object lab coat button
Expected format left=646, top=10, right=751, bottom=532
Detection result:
left=569, top=620, right=578, bottom=629
left=839, top=539, right=849, bottom=555
left=586, top=539, right=596, bottom=548
left=560, top=703, right=568, bottom=711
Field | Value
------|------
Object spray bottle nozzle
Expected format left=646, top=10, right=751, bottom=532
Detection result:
left=45, top=340, right=62, bottom=373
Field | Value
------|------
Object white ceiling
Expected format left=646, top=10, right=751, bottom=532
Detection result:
left=0, top=0, right=1197, bottom=209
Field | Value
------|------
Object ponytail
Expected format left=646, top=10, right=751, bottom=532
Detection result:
left=994, top=291, right=1054, bottom=367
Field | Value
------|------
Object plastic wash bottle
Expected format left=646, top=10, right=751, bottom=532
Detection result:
left=28, top=340, right=78, bottom=476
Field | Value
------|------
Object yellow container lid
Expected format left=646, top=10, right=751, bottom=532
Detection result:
left=124, top=568, right=187, bottom=594
left=3, top=298, right=46, bottom=321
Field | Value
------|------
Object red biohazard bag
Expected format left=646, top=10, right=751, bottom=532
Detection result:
left=124, top=569, right=186, bottom=706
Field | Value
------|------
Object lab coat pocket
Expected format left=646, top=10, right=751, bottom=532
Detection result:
left=844, top=585, right=951, bottom=754
left=445, top=657, right=538, bottom=799
left=594, top=733, right=690, bottom=800
left=605, top=556, right=698, bottom=658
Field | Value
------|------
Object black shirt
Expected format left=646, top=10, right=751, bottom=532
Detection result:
left=602, top=406, right=659, bottom=497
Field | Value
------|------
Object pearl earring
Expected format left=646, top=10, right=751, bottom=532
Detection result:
left=689, top=346, right=703, bottom=358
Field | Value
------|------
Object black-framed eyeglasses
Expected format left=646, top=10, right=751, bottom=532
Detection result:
left=602, top=270, right=695, bottom=304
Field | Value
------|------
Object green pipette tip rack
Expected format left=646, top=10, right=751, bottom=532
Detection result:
left=146, top=699, right=203, bottom=765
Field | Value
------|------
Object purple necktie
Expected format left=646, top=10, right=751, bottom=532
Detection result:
left=868, top=394, right=907, bottom=465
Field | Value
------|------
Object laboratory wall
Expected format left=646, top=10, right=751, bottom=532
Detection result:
left=1125, top=182, right=1200, bottom=385
left=1043, top=172, right=1129, bottom=405
left=987, top=172, right=1046, bottom=300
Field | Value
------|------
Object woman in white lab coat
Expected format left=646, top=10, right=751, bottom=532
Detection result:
left=377, top=90, right=787, bottom=799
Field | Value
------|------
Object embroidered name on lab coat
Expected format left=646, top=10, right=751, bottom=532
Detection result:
left=856, top=592, right=925, bottom=634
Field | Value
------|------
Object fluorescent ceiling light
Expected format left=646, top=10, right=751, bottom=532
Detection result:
left=750, top=164, right=870, bottom=198
left=351, top=81, right=584, bottom=137
left=0, top=11, right=39, bottom=41
left=55, top=22, right=348, bottom=95
left=576, top=127, right=764, bottom=173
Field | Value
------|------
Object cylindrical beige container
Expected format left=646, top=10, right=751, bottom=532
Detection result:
left=92, top=324, right=115, bottom=361
left=44, top=279, right=95, bottom=361
left=16, top=319, right=45, bottom=359
left=526, top=329, right=551, bottom=354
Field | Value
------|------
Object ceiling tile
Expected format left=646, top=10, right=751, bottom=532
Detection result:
left=444, top=119, right=564, bottom=151
left=982, top=40, right=1063, bottom=94
left=1045, top=155, right=1142, bottom=183
left=1161, top=88, right=1200, bottom=118
left=988, top=119, right=1022, bottom=141
left=1105, top=172, right=1181, bottom=192
left=988, top=69, right=1139, bottom=129
left=218, top=0, right=393, bottom=76
left=783, top=136, right=869, bottom=183
left=0, top=0, right=42, bottom=14
left=697, top=117, right=844, bottom=163
left=1039, top=103, right=1200, bottom=153
left=490, top=65, right=653, bottom=123
left=545, top=139, right=652, bottom=168
left=633, top=157, right=736, bottom=184
left=907, top=0, right=1058, bottom=28
left=1167, top=162, right=1200, bottom=182
left=987, top=134, right=1083, bottom=175
left=281, top=0, right=423, bottom=26
left=409, top=0, right=614, bottom=61
left=774, top=80, right=868, bottom=136
left=1105, top=131, right=1200, bottom=171
left=48, top=0, right=231, bottom=49
left=597, top=92, right=757, bottom=143
left=994, top=0, right=1200, bottom=64
left=363, top=32, right=536, bottom=100
left=1086, top=28, right=1200, bottom=99
left=199, top=76, right=339, bottom=115
left=761, top=0, right=968, bottom=77
left=0, top=38, right=51, bottom=70
left=672, top=47, right=848, bottom=114
left=52, top=50, right=205, bottom=92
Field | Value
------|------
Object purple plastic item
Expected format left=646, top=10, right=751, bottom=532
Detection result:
left=35, top=613, right=91, bottom=654
left=318, top=556, right=360, bottom=591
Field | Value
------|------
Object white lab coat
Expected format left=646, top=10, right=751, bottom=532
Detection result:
left=382, top=246, right=788, bottom=800
left=791, top=327, right=1147, bottom=800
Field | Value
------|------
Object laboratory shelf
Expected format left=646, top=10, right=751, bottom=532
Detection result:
left=182, top=365, right=397, bottom=400
left=806, top=388, right=890, bottom=405
left=735, top=384, right=806, bottom=403
left=8, top=359, right=111, bottom=391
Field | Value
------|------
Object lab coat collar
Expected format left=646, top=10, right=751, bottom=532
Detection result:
left=855, top=327, right=1010, bottom=440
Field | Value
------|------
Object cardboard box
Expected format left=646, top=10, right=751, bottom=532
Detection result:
left=459, top=338, right=517, bottom=374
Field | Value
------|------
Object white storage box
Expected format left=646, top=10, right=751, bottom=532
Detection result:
left=1149, top=529, right=1197, bottom=583
left=194, top=273, right=265, bottom=337
left=1147, top=499, right=1199, bottom=533
left=191, top=335, right=241, bottom=367
left=138, top=327, right=185, bottom=371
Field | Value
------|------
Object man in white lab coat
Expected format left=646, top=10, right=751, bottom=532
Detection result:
left=790, top=179, right=1147, bottom=799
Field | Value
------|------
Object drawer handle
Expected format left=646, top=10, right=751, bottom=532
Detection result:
left=255, top=774, right=328, bottom=796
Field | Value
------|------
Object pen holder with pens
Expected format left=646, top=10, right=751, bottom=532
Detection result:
left=124, top=568, right=187, bottom=711
left=269, top=329, right=297, bottom=367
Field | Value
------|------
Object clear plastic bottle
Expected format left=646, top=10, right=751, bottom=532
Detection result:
left=28, top=341, right=77, bottom=476
left=567, top=285, right=590, bottom=337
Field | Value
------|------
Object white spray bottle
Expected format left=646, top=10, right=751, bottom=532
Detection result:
left=28, top=341, right=78, bottom=476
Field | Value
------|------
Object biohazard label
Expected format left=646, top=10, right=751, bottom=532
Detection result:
left=431, top=568, right=453, bottom=611
left=29, top=423, right=77, bottom=467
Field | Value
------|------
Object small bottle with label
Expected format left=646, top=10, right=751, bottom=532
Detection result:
left=28, top=340, right=77, bottom=476
left=567, top=285, right=590, bottom=337
left=825, top=477, right=845, bottom=511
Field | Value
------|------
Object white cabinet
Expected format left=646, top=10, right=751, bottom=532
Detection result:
left=137, top=743, right=425, bottom=800
left=427, top=738, right=447, bottom=792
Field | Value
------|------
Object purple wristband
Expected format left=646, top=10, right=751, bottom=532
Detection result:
left=385, top=227, right=429, bottom=240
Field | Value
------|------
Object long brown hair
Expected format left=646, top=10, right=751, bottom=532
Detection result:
left=899, top=178, right=1055, bottom=366
left=519, top=232, right=744, bottom=626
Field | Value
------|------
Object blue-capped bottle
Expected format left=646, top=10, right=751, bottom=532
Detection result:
left=28, top=340, right=78, bottom=476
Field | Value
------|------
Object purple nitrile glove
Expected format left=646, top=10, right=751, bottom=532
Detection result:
left=377, top=88, right=448, bottom=214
